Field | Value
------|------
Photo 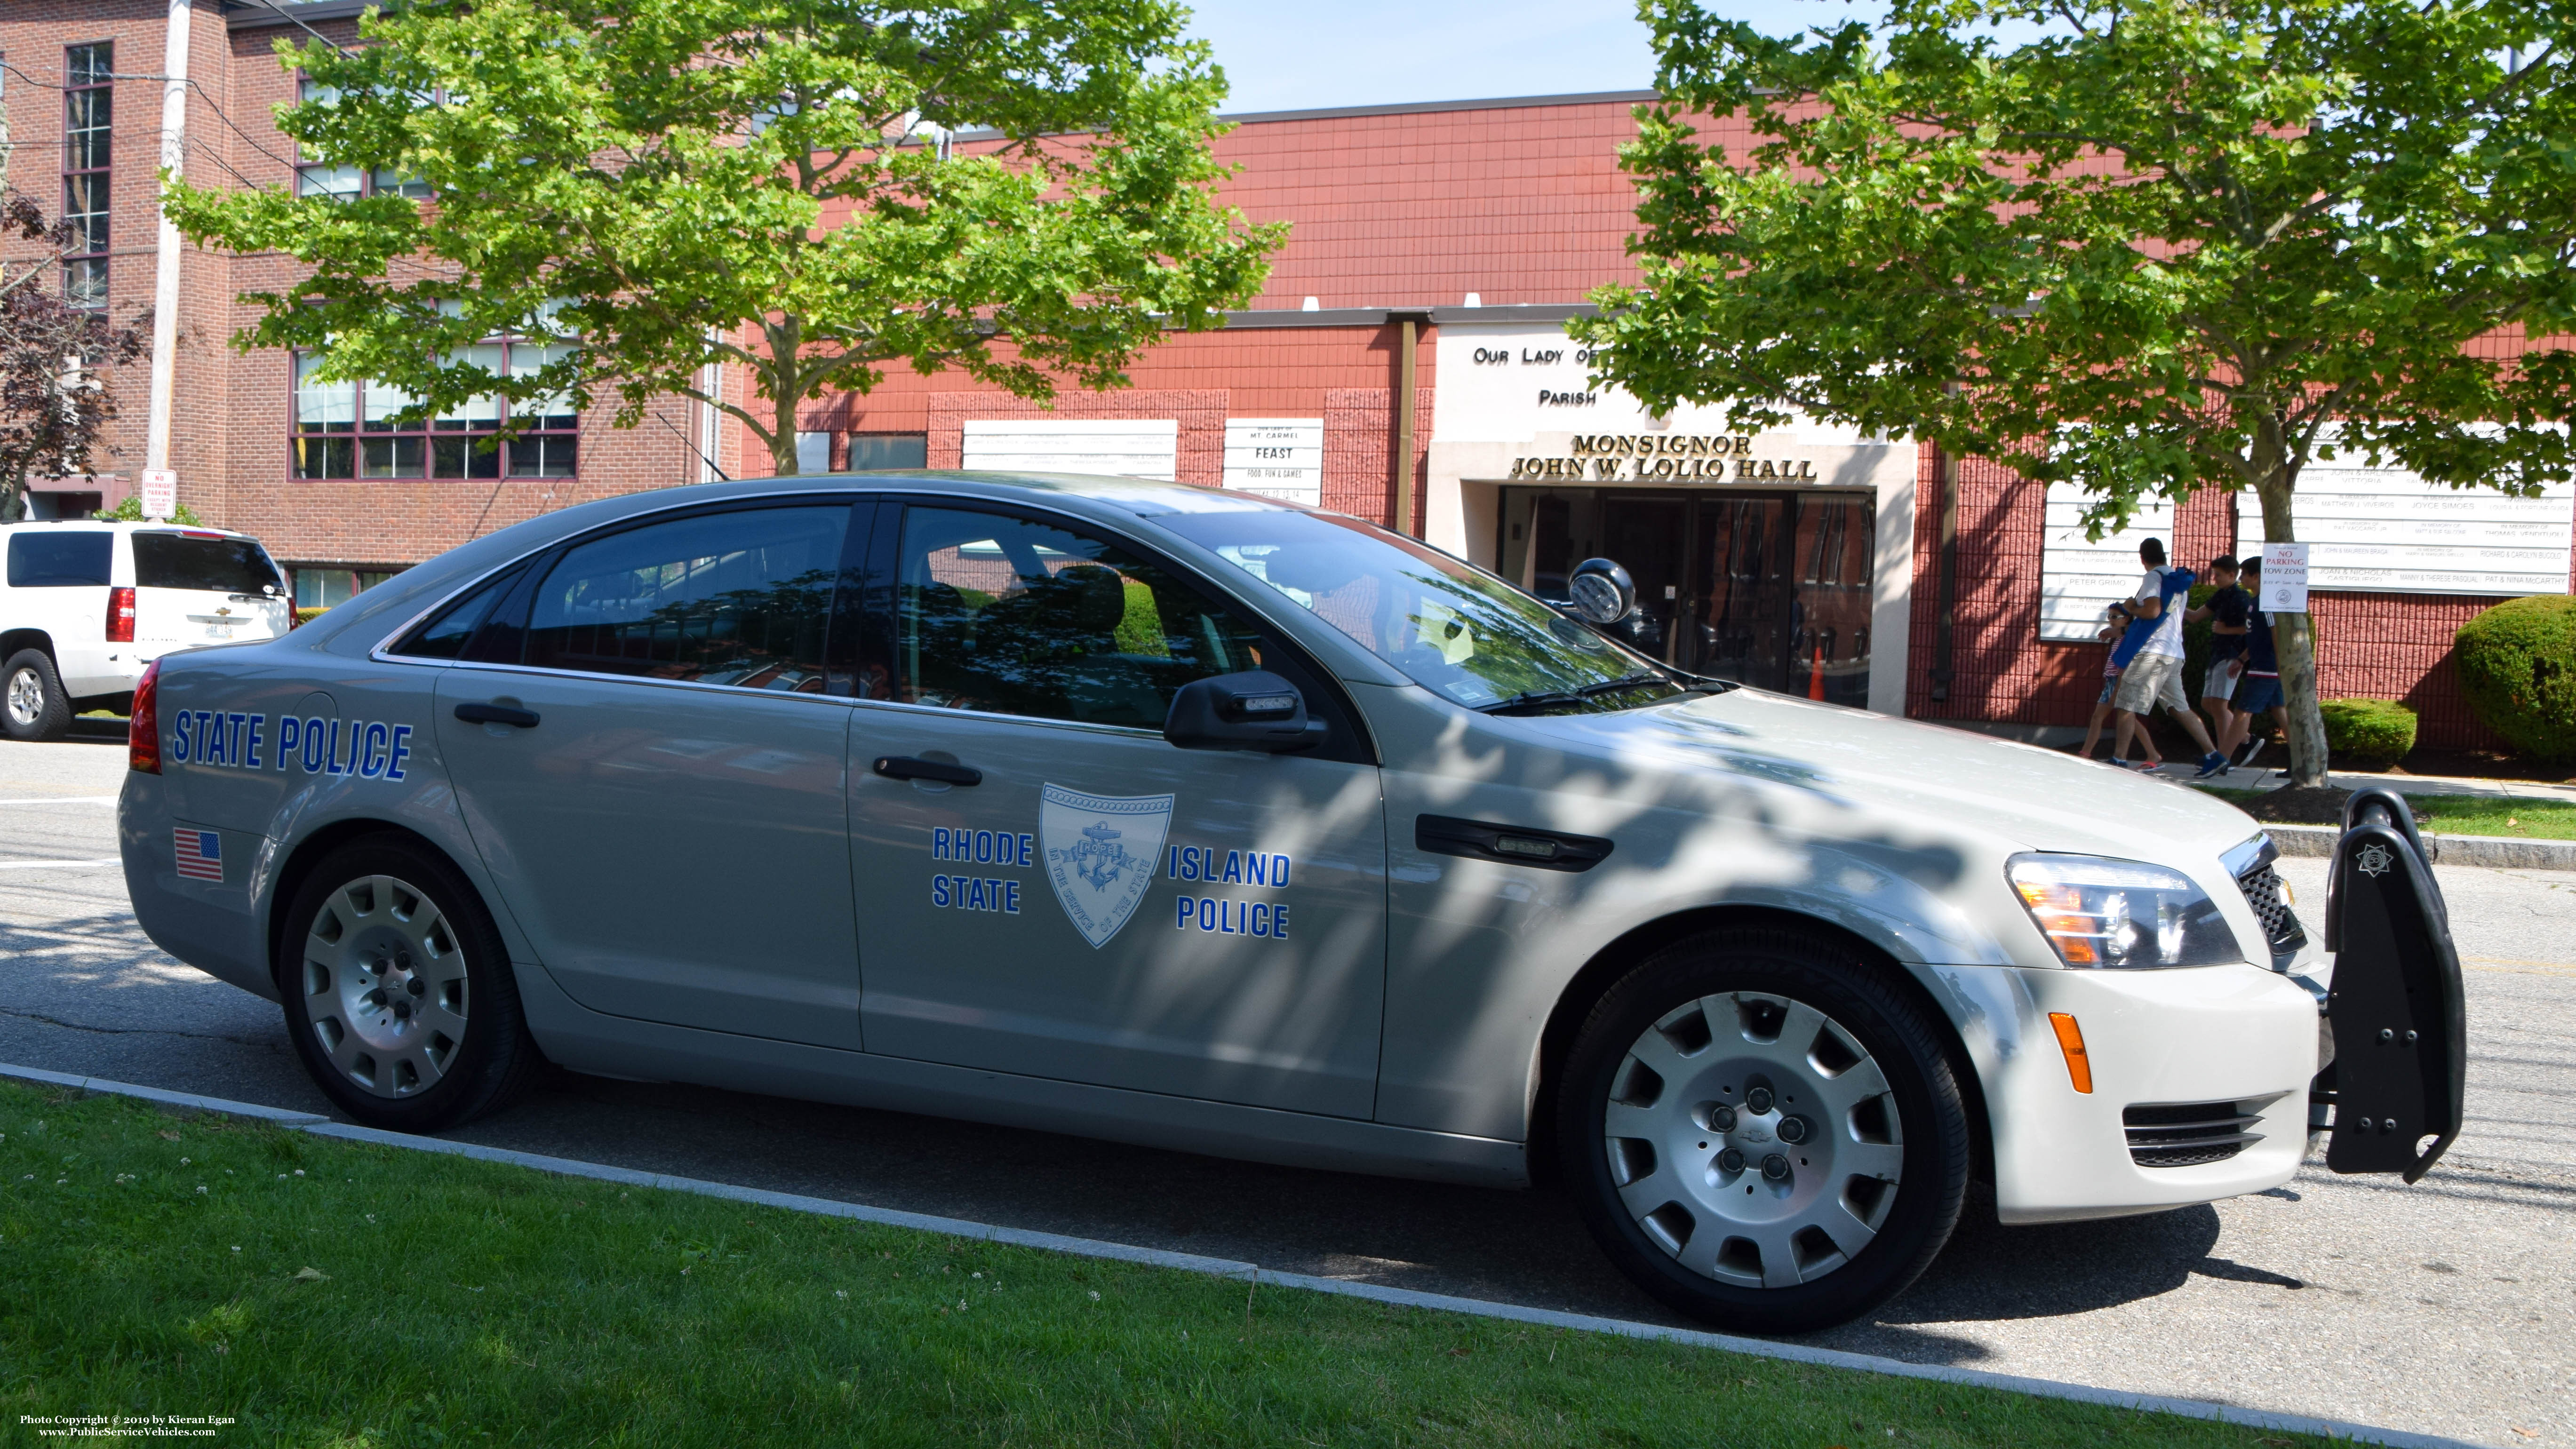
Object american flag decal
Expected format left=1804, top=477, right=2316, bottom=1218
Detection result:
left=174, top=828, right=223, bottom=883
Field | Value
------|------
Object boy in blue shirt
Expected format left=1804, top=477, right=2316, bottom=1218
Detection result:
left=2223, top=556, right=2291, bottom=767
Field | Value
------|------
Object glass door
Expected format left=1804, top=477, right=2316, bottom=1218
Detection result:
left=1596, top=497, right=1689, bottom=663
left=1682, top=495, right=1791, bottom=685
left=1789, top=494, right=1873, bottom=707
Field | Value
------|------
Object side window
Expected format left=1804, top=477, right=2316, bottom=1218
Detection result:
left=388, top=565, right=522, bottom=660
left=522, top=506, right=849, bottom=691
left=7, top=532, right=112, bottom=588
left=895, top=506, right=1270, bottom=728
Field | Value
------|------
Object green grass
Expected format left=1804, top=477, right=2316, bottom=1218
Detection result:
left=0, top=1083, right=2321, bottom=1449
left=2198, top=786, right=2576, bottom=840
left=2401, top=793, right=2576, bottom=841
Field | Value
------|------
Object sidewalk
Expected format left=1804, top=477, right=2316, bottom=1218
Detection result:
left=2134, top=759, right=2576, bottom=804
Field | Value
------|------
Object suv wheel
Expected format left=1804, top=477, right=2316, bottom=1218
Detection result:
left=2, top=649, right=71, bottom=742
left=279, top=836, right=543, bottom=1131
left=1557, top=926, right=1970, bottom=1333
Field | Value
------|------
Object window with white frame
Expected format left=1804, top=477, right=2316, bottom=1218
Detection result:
left=294, top=337, right=578, bottom=480
left=63, top=43, right=112, bottom=307
left=293, top=566, right=401, bottom=610
left=294, top=77, right=432, bottom=200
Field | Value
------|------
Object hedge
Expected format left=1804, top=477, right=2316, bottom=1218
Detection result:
left=2456, top=596, right=2576, bottom=763
left=2320, top=697, right=2417, bottom=768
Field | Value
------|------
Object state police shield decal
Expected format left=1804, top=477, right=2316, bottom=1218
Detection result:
left=1039, top=784, right=1173, bottom=949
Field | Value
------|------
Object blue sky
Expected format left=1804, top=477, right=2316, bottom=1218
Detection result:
left=1181, top=1, right=1884, bottom=114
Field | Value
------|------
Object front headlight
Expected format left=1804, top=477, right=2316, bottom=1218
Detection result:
left=2007, top=853, right=2245, bottom=968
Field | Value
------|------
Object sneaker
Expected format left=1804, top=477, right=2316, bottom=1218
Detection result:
left=2195, top=751, right=2230, bottom=778
left=2106, top=757, right=2140, bottom=769
left=2237, top=739, right=2267, bottom=768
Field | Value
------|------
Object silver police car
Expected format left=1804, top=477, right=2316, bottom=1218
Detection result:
left=119, top=473, right=2461, bottom=1330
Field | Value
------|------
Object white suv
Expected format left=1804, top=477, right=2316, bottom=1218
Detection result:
left=2, top=521, right=292, bottom=742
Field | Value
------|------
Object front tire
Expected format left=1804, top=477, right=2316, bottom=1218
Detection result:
left=1556, top=926, right=1970, bottom=1333
left=2, top=649, right=71, bottom=742
left=278, top=836, right=542, bottom=1131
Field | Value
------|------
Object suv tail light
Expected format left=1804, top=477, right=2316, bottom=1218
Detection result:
left=107, top=586, right=136, bottom=643
left=129, top=658, right=162, bottom=774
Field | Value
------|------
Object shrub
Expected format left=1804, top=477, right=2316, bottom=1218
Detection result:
left=2456, top=596, right=2576, bottom=763
left=90, top=494, right=202, bottom=525
left=2320, top=697, right=2417, bottom=768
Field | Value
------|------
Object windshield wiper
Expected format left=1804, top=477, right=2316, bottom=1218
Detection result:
left=1574, top=672, right=1672, bottom=698
left=1476, top=672, right=1687, bottom=716
left=1475, top=689, right=1589, bottom=715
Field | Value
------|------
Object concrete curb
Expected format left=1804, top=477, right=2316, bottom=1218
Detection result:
left=2264, top=824, right=2576, bottom=870
left=0, top=1063, right=2478, bottom=1449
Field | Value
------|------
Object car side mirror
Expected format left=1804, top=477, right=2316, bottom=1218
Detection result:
left=1566, top=557, right=1635, bottom=626
left=1165, top=671, right=1326, bottom=753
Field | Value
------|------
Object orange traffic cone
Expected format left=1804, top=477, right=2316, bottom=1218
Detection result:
left=1808, top=645, right=1826, bottom=701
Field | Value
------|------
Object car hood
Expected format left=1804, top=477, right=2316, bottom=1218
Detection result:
left=1522, top=686, right=2267, bottom=868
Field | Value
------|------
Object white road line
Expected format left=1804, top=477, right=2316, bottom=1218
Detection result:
left=0, top=796, right=118, bottom=806
left=0, top=859, right=120, bottom=871
left=0, top=1060, right=2479, bottom=1449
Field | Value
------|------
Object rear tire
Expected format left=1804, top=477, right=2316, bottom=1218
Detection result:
left=1556, top=926, right=1970, bottom=1333
left=278, top=835, right=543, bottom=1131
left=3, top=649, right=71, bottom=742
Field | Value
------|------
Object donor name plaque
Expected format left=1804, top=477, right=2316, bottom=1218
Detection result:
left=1507, top=433, right=1822, bottom=483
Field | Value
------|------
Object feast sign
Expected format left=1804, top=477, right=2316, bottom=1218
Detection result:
left=1506, top=433, right=1823, bottom=483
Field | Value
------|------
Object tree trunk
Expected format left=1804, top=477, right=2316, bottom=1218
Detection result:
left=763, top=316, right=802, bottom=477
left=2251, top=465, right=2330, bottom=788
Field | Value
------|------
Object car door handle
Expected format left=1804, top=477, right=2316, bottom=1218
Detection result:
left=872, top=755, right=981, bottom=786
left=454, top=702, right=541, bottom=729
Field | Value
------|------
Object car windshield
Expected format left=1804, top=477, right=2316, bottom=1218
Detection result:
left=1155, top=507, right=1694, bottom=713
left=133, top=532, right=286, bottom=596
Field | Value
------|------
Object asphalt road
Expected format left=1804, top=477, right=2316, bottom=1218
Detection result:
left=4, top=736, right=2568, bottom=1447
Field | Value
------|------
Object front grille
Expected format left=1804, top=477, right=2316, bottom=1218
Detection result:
left=2124, top=1101, right=2264, bottom=1168
left=2234, top=861, right=2307, bottom=968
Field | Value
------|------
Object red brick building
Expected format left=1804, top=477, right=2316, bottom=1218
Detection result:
left=7, top=0, right=2568, bottom=746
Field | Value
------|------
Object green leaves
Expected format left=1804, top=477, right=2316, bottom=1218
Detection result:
left=1583, top=0, right=2576, bottom=534
left=165, top=0, right=1281, bottom=473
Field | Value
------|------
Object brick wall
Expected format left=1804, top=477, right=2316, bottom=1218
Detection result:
left=1322, top=388, right=1435, bottom=529
left=1903, top=447, right=2541, bottom=747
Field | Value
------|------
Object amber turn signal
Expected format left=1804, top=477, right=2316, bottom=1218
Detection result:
left=2047, top=1011, right=2092, bottom=1094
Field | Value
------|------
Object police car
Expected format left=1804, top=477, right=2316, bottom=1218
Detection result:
left=118, top=473, right=2462, bottom=1331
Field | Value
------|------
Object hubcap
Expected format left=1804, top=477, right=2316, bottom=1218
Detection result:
left=300, top=874, right=469, bottom=1099
left=6, top=667, right=41, bottom=726
left=1602, top=991, right=1904, bottom=1290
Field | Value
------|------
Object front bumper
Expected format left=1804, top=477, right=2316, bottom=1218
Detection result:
left=1955, top=961, right=2320, bottom=1225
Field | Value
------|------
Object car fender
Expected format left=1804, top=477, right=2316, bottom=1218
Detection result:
left=1366, top=683, right=2028, bottom=1143
left=123, top=645, right=538, bottom=1001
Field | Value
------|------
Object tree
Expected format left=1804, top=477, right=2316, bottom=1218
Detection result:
left=164, top=0, right=1283, bottom=478
left=1580, top=0, right=2576, bottom=786
left=0, top=190, right=148, bottom=522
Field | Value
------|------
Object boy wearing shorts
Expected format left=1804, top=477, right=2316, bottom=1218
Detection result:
left=2188, top=555, right=2251, bottom=745
left=2225, top=557, right=2290, bottom=767
left=2110, top=539, right=2229, bottom=775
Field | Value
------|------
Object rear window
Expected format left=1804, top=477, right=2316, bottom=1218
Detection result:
left=7, top=532, right=112, bottom=588
left=133, top=533, right=286, bottom=595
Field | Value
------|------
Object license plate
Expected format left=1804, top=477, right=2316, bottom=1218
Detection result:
left=204, top=626, right=234, bottom=640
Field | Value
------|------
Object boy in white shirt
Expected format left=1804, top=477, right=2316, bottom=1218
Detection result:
left=2109, top=539, right=2230, bottom=776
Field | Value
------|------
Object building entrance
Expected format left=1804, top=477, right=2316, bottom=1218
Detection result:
left=1500, top=487, right=1875, bottom=706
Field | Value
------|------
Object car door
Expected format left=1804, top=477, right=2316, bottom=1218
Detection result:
left=432, top=500, right=867, bottom=1049
left=846, top=501, right=1388, bottom=1118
